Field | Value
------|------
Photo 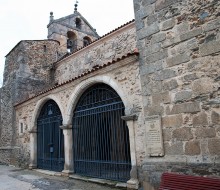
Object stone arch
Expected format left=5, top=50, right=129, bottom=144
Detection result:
left=31, top=94, right=65, bottom=131
left=65, top=75, right=129, bottom=125
left=83, top=36, right=92, bottom=46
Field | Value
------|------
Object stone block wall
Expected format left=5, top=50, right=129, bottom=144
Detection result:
left=134, top=0, right=220, bottom=188
left=54, top=22, right=137, bottom=84
left=0, top=40, right=59, bottom=166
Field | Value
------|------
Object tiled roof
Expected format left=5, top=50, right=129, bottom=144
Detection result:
left=14, top=50, right=139, bottom=107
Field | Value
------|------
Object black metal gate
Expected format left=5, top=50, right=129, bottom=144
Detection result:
left=37, top=100, right=64, bottom=172
left=72, top=84, right=131, bottom=182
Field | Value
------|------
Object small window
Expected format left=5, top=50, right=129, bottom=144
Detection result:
left=20, top=123, right=24, bottom=134
left=75, top=18, right=81, bottom=29
left=43, top=45, right=47, bottom=53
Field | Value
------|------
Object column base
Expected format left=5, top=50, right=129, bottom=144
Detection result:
left=62, top=170, right=74, bottom=176
left=29, top=164, right=37, bottom=170
left=127, top=178, right=139, bottom=190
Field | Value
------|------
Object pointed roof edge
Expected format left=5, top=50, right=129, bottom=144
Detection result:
left=47, top=11, right=99, bottom=36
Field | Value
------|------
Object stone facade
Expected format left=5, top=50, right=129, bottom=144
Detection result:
left=0, top=1, right=220, bottom=190
left=134, top=0, right=220, bottom=189
left=0, top=40, right=59, bottom=166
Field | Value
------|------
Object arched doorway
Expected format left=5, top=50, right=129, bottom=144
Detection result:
left=37, top=100, right=64, bottom=172
left=72, top=83, right=131, bottom=182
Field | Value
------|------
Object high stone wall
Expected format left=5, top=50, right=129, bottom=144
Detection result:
left=0, top=40, right=60, bottom=166
left=134, top=0, right=220, bottom=189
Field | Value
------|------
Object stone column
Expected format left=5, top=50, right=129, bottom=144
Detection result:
left=122, top=114, right=139, bottom=190
left=29, top=128, right=37, bottom=169
left=60, top=124, right=73, bottom=175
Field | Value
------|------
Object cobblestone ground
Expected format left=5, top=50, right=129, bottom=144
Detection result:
left=0, top=165, right=122, bottom=190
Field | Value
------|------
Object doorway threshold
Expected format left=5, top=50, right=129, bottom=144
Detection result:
left=69, top=174, right=127, bottom=189
left=34, top=169, right=62, bottom=177
left=33, top=169, right=127, bottom=189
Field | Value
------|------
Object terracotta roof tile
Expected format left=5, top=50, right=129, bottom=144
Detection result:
left=14, top=50, right=139, bottom=107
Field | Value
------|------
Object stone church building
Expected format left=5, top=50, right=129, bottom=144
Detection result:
left=0, top=0, right=220, bottom=189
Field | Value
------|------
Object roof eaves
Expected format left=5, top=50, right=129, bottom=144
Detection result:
left=14, top=50, right=139, bottom=107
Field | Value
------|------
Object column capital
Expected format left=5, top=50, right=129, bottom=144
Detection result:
left=121, top=114, right=138, bottom=121
left=28, top=128, right=37, bottom=133
left=60, top=124, right=72, bottom=130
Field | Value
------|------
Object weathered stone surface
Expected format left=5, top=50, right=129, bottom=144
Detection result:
left=211, top=111, right=220, bottom=125
left=154, top=69, right=176, bottom=81
left=183, top=73, right=198, bottom=81
left=142, top=0, right=157, bottom=7
left=204, top=18, right=220, bottom=32
left=167, top=54, right=190, bottom=67
left=141, top=60, right=163, bottom=75
left=192, top=78, right=213, bottom=96
left=147, top=14, right=158, bottom=26
left=162, top=114, right=183, bottom=128
left=172, top=127, right=193, bottom=141
left=145, top=49, right=168, bottom=63
left=193, top=112, right=208, bottom=126
left=161, top=18, right=175, bottom=31
left=170, top=102, right=200, bottom=114
left=174, top=90, right=192, bottom=102
left=145, top=105, right=164, bottom=116
left=195, top=127, right=216, bottom=138
left=162, top=37, right=180, bottom=48
left=163, top=128, right=172, bottom=141
left=208, top=139, right=220, bottom=155
left=200, top=40, right=220, bottom=57
left=187, top=61, right=199, bottom=70
left=151, top=33, right=166, bottom=44
left=141, top=4, right=155, bottom=19
left=143, top=43, right=162, bottom=57
left=180, top=28, right=203, bottom=42
left=142, top=79, right=162, bottom=95
left=138, top=23, right=160, bottom=39
left=155, top=0, right=180, bottom=11
left=185, top=141, right=201, bottom=155
left=164, top=142, right=184, bottom=155
left=163, top=79, right=178, bottom=91
left=176, top=22, right=189, bottom=34
left=152, top=91, right=171, bottom=105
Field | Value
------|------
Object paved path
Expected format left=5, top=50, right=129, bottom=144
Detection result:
left=0, top=165, right=122, bottom=190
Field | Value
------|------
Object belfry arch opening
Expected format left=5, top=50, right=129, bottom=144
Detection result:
left=75, top=18, right=81, bottom=29
left=37, top=99, right=64, bottom=172
left=67, top=31, right=77, bottom=52
left=83, top=36, right=91, bottom=46
left=72, top=83, right=131, bottom=182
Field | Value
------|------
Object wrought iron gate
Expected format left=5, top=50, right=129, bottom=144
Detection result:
left=37, top=100, right=64, bottom=172
left=72, top=84, right=131, bottom=182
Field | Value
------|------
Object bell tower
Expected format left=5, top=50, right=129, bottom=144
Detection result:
left=47, top=1, right=99, bottom=55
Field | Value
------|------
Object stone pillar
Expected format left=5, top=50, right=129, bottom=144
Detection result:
left=29, top=128, right=37, bottom=169
left=122, top=114, right=139, bottom=190
left=60, top=124, right=73, bottom=175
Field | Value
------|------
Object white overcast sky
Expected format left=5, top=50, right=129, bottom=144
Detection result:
left=0, top=0, right=134, bottom=85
